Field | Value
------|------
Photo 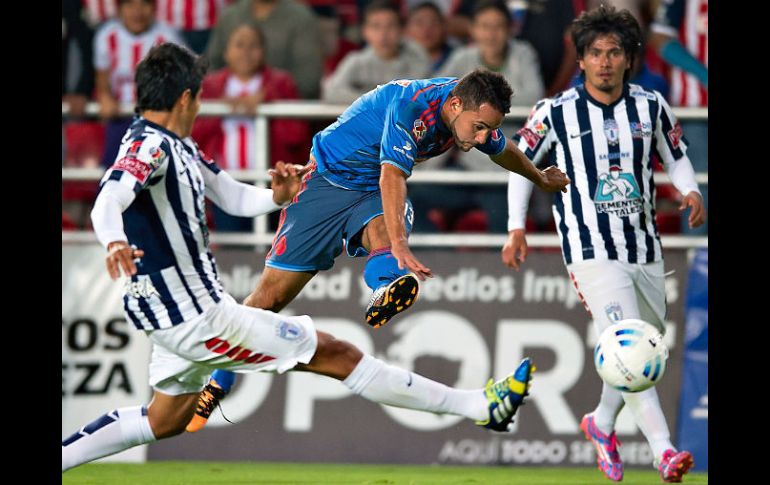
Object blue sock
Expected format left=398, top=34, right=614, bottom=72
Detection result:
left=211, top=369, right=236, bottom=393
left=363, top=247, right=408, bottom=291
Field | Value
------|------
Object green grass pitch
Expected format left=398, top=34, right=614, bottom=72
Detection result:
left=62, top=462, right=708, bottom=484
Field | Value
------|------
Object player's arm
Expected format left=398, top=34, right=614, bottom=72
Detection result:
left=380, top=164, right=432, bottom=280
left=501, top=100, right=557, bottom=270
left=490, top=139, right=568, bottom=193
left=653, top=93, right=706, bottom=228
left=199, top=152, right=310, bottom=217
left=91, top=180, right=144, bottom=280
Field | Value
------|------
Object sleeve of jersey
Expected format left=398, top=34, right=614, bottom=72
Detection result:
left=650, top=0, right=684, bottom=37
left=101, top=137, right=168, bottom=193
left=91, top=180, right=136, bottom=249
left=654, top=94, right=700, bottom=196
left=511, top=100, right=553, bottom=165
left=475, top=127, right=507, bottom=156
left=379, top=99, right=422, bottom=176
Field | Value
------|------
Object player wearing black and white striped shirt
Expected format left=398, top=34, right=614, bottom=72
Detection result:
left=503, top=6, right=704, bottom=483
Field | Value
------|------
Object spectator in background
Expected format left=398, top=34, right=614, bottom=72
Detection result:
left=192, top=22, right=310, bottom=231
left=405, top=2, right=454, bottom=74
left=425, top=0, right=543, bottom=234
left=649, top=0, right=707, bottom=235
left=323, top=0, right=430, bottom=104
left=206, top=0, right=323, bottom=99
left=517, top=0, right=582, bottom=97
left=63, top=0, right=96, bottom=119
left=82, top=0, right=119, bottom=27
left=155, top=0, right=233, bottom=54
left=94, top=0, right=184, bottom=167
left=438, top=0, right=544, bottom=108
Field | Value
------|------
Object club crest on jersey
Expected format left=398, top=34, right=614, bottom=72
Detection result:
left=594, top=166, right=643, bottom=216
left=604, top=119, right=620, bottom=145
left=277, top=320, right=305, bottom=341
left=412, top=119, right=427, bottom=141
left=604, top=302, right=624, bottom=323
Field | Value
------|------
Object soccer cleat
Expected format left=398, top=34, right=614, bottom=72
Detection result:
left=580, top=413, right=624, bottom=481
left=657, top=449, right=694, bottom=483
left=476, top=357, right=534, bottom=432
left=185, top=379, right=228, bottom=433
left=365, top=273, right=419, bottom=328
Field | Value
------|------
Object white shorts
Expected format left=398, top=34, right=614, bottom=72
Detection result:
left=146, top=294, right=318, bottom=395
left=566, top=259, right=667, bottom=334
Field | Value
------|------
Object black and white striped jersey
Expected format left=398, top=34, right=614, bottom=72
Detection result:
left=98, top=117, right=227, bottom=331
left=512, top=83, right=693, bottom=265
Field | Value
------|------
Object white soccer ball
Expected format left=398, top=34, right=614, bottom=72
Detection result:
left=594, top=319, right=669, bottom=392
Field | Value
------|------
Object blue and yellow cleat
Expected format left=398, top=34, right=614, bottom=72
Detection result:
left=476, top=357, right=535, bottom=432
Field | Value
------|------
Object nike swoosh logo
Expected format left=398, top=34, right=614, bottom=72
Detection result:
left=570, top=130, right=592, bottom=139
left=407, top=373, right=413, bottom=387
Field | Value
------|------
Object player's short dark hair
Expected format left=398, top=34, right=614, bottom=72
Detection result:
left=472, top=0, right=512, bottom=23
left=450, top=68, right=513, bottom=115
left=363, top=0, right=402, bottom=25
left=134, top=42, right=208, bottom=113
left=408, top=1, right=443, bottom=19
left=571, top=5, right=642, bottom=81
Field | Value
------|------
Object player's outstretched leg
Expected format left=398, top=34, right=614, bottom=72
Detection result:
left=185, top=370, right=235, bottom=433
left=474, top=357, right=535, bottom=432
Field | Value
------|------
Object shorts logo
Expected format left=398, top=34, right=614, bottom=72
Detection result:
left=604, top=302, right=624, bottom=323
left=274, top=235, right=287, bottom=256
left=204, top=337, right=276, bottom=364
left=278, top=321, right=304, bottom=341
left=491, top=129, right=501, bottom=142
left=412, top=119, right=427, bottom=141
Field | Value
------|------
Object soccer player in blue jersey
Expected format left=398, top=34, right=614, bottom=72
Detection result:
left=502, top=6, right=704, bottom=482
left=62, top=43, right=539, bottom=472
left=187, top=68, right=571, bottom=432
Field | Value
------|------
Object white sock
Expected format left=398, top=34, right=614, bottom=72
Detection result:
left=343, top=354, right=488, bottom=421
left=592, top=382, right=625, bottom=435
left=622, top=387, right=674, bottom=460
left=62, top=405, right=156, bottom=472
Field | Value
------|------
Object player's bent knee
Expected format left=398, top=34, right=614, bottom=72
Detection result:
left=315, top=332, right=363, bottom=368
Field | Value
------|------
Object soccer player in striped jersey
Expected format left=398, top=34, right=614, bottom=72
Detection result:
left=502, top=6, right=704, bottom=483
left=62, top=42, right=537, bottom=472
left=185, top=68, right=571, bottom=432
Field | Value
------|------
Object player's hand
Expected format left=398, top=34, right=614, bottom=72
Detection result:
left=680, top=191, right=706, bottom=228
left=391, top=242, right=433, bottom=280
left=99, top=95, right=119, bottom=120
left=105, top=241, right=144, bottom=280
left=501, top=229, right=528, bottom=271
left=269, top=161, right=313, bottom=205
left=539, top=166, right=570, bottom=193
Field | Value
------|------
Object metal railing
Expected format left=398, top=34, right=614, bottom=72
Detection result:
left=62, top=101, right=708, bottom=249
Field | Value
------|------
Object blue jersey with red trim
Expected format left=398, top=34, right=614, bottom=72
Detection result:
left=311, top=77, right=507, bottom=191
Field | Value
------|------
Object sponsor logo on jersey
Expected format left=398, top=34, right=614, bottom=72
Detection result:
left=114, top=156, right=154, bottom=184
left=413, top=119, right=427, bottom=141
left=667, top=122, right=683, bottom=149
left=517, top=127, right=542, bottom=150
left=630, top=122, right=653, bottom=139
left=594, top=166, right=643, bottom=216
left=124, top=278, right=160, bottom=299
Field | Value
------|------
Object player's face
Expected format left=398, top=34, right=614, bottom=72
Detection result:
left=579, top=34, right=630, bottom=96
left=406, top=7, right=445, bottom=52
left=472, top=8, right=510, bottom=59
left=363, top=10, right=402, bottom=60
left=448, top=102, right=504, bottom=152
left=119, top=0, right=155, bottom=35
left=224, top=26, right=264, bottom=77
